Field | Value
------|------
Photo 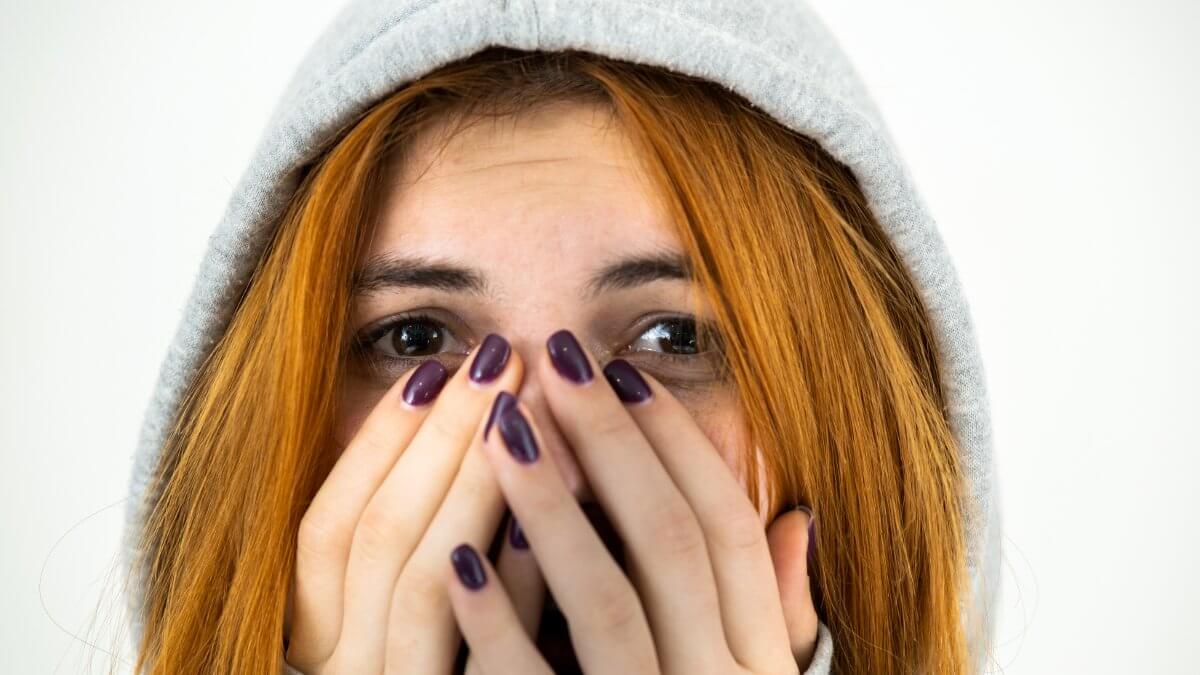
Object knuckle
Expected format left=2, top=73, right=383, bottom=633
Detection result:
left=463, top=605, right=510, bottom=648
left=585, top=577, right=644, bottom=635
left=708, top=504, right=768, bottom=555
left=392, top=568, right=449, bottom=624
left=586, top=409, right=635, bottom=444
left=523, top=482, right=563, bottom=515
left=455, top=457, right=498, bottom=501
left=647, top=502, right=707, bottom=560
left=353, top=502, right=413, bottom=563
left=422, top=409, right=469, bottom=446
left=349, top=419, right=395, bottom=458
left=296, top=510, right=340, bottom=564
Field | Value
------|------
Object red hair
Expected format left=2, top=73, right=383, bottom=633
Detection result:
left=135, top=47, right=979, bottom=674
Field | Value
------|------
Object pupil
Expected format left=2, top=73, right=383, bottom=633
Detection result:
left=658, top=318, right=698, bottom=354
left=392, top=319, right=442, bottom=356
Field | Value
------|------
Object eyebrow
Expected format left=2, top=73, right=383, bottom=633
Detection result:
left=582, top=250, right=693, bottom=300
left=351, top=250, right=692, bottom=300
left=352, top=253, right=489, bottom=297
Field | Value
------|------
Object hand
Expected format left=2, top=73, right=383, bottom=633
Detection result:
left=285, top=334, right=548, bottom=674
left=444, top=329, right=820, bottom=674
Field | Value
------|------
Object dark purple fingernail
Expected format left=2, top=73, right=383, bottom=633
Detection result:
left=450, top=543, right=487, bottom=590
left=484, top=391, right=518, bottom=441
left=497, top=405, right=539, bottom=463
left=546, top=329, right=593, bottom=384
left=470, top=334, right=511, bottom=384
left=509, top=516, right=529, bottom=550
left=402, top=360, right=448, bottom=406
left=805, top=510, right=817, bottom=570
left=602, top=359, right=653, bottom=403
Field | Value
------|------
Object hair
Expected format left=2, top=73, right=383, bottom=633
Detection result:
left=132, top=47, right=983, bottom=674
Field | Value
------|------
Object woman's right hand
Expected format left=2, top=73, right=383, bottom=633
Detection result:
left=284, top=334, right=545, bottom=674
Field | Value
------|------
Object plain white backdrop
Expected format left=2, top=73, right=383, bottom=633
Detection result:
left=3, top=0, right=1197, bottom=672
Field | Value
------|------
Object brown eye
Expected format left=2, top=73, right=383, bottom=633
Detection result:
left=354, top=313, right=462, bottom=361
left=387, top=317, right=444, bottom=356
left=630, top=317, right=700, bottom=356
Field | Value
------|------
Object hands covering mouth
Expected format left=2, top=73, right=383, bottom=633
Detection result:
left=285, top=330, right=821, bottom=675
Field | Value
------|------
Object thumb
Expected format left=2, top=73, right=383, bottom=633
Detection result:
left=766, top=504, right=821, bottom=669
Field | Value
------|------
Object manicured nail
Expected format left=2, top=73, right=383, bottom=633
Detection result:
left=800, top=506, right=824, bottom=620
left=800, top=506, right=817, bottom=570
left=484, top=391, right=517, bottom=441
left=402, top=360, right=448, bottom=406
left=602, top=359, right=653, bottom=403
left=470, top=334, right=511, bottom=384
left=497, top=405, right=540, bottom=463
left=546, top=329, right=593, bottom=384
left=509, top=516, right=529, bottom=550
left=450, top=543, right=487, bottom=590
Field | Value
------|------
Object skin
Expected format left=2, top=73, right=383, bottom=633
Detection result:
left=285, top=101, right=819, bottom=674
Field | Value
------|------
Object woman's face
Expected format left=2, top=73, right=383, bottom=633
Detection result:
left=335, top=100, right=767, bottom=519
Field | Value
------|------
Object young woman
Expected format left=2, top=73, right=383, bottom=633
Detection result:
left=123, top=3, right=1002, bottom=675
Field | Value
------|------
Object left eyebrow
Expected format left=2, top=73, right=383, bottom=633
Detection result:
left=582, top=250, right=693, bottom=301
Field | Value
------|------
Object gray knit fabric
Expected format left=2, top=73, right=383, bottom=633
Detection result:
left=123, top=1, right=1002, bottom=672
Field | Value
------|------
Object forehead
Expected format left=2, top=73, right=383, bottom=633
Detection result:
left=368, top=101, right=684, bottom=291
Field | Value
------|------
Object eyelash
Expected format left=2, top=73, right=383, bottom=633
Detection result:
left=349, top=312, right=443, bottom=374
left=349, top=312, right=716, bottom=376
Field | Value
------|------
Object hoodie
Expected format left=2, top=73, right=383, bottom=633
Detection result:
left=123, top=1, right=1003, bottom=672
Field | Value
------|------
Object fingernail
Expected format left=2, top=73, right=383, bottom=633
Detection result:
left=450, top=543, right=487, bottom=590
left=546, top=329, right=593, bottom=384
left=497, top=405, right=540, bottom=463
left=790, top=504, right=816, bottom=568
left=402, top=360, right=448, bottom=406
left=602, top=359, right=653, bottom=403
left=470, top=334, right=511, bottom=384
left=484, top=391, right=517, bottom=441
left=509, top=516, right=529, bottom=550
left=805, top=509, right=817, bottom=570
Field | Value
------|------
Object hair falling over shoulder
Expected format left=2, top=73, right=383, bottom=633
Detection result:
left=133, top=47, right=982, bottom=674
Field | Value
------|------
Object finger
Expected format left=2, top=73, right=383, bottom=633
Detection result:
left=483, top=398, right=659, bottom=674
left=495, top=514, right=547, bottom=638
left=767, top=505, right=820, bottom=668
left=465, top=514, right=546, bottom=675
left=603, top=359, right=795, bottom=672
left=335, top=336, right=522, bottom=672
left=289, top=356, right=451, bottom=667
left=446, top=542, right=553, bottom=675
left=383, top=391, right=517, bottom=674
left=537, top=330, right=729, bottom=671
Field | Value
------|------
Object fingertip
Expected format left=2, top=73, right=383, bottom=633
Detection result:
left=450, top=542, right=489, bottom=591
left=483, top=390, right=519, bottom=442
left=792, top=504, right=816, bottom=569
left=467, top=334, right=528, bottom=391
left=597, top=359, right=650, bottom=405
left=766, top=504, right=814, bottom=582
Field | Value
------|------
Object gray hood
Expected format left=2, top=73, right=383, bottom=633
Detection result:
left=124, top=0, right=1002, bottom=670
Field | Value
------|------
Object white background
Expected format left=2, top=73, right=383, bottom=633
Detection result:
left=3, top=1, right=1197, bottom=672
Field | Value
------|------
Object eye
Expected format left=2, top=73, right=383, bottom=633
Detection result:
left=619, top=315, right=728, bottom=387
left=628, top=316, right=701, bottom=357
left=349, top=312, right=468, bottom=378
left=374, top=314, right=445, bottom=357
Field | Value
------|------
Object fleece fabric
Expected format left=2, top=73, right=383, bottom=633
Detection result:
left=123, top=1, right=1003, bottom=672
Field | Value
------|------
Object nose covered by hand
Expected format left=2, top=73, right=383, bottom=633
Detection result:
left=507, top=337, right=824, bottom=668
left=489, top=339, right=603, bottom=503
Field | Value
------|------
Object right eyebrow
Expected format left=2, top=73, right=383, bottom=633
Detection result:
left=351, top=253, right=491, bottom=298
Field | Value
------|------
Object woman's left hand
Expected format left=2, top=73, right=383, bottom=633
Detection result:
left=444, top=329, right=820, bottom=674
